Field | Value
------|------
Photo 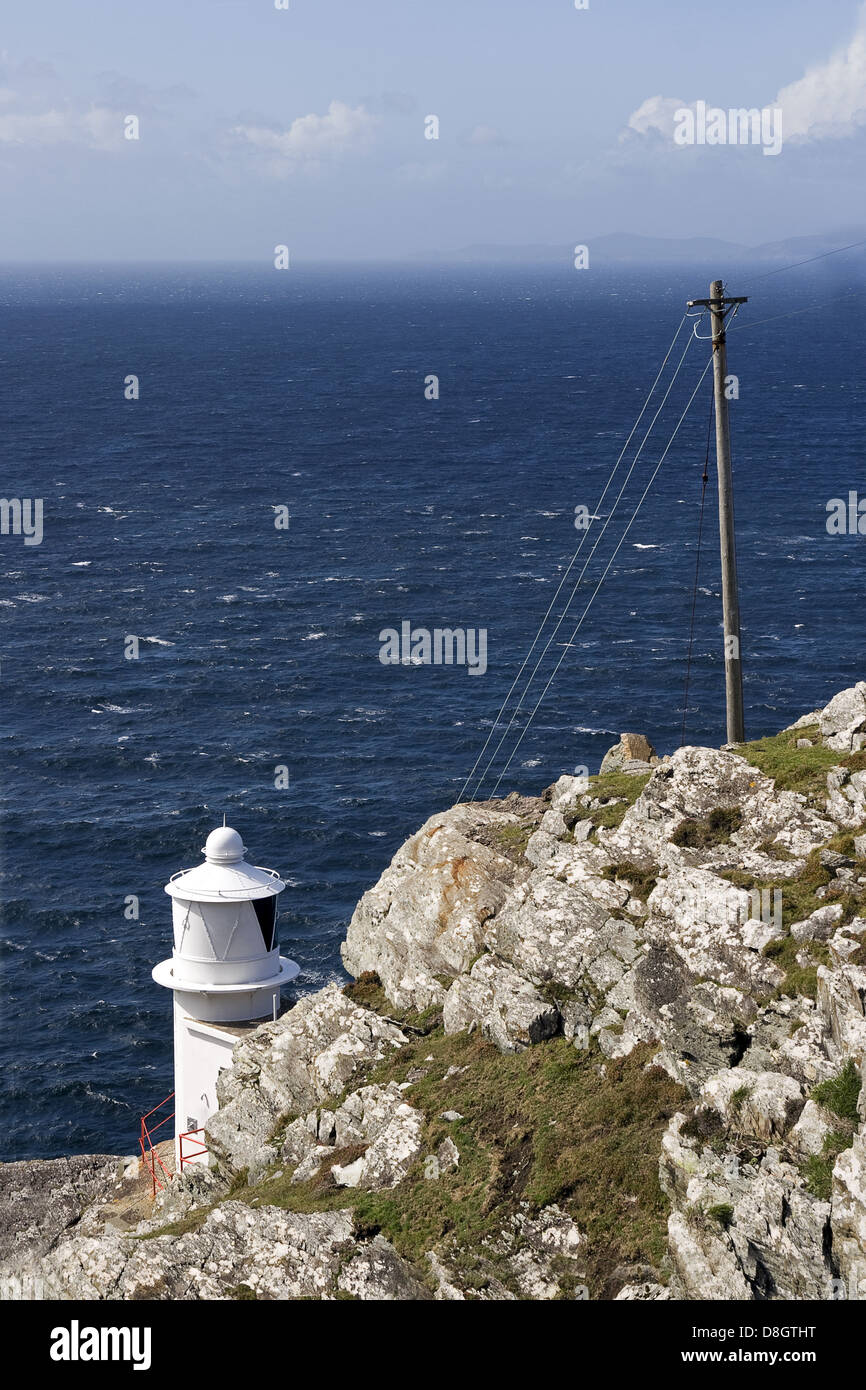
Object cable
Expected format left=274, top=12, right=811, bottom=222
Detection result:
left=488, top=353, right=716, bottom=798
left=747, top=235, right=866, bottom=285
left=457, top=311, right=692, bottom=804
left=680, top=383, right=714, bottom=748
left=464, top=327, right=697, bottom=802
left=727, top=292, right=855, bottom=335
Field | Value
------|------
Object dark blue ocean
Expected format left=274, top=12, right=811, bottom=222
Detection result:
left=1, top=261, right=864, bottom=1162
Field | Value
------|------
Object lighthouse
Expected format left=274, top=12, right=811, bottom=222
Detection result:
left=152, top=824, right=300, bottom=1168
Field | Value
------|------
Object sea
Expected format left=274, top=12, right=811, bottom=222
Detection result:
left=1, top=259, right=864, bottom=1161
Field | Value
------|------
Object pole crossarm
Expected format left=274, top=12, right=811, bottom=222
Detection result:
left=687, top=296, right=748, bottom=307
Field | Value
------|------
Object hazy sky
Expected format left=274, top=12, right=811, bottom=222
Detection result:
left=2, top=0, right=866, bottom=260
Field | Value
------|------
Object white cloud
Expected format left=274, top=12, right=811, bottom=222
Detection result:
left=626, top=95, right=686, bottom=139
left=626, top=4, right=866, bottom=146
left=773, top=3, right=866, bottom=139
left=0, top=105, right=124, bottom=148
left=233, top=101, right=379, bottom=164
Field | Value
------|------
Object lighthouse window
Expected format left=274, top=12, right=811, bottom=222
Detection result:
left=252, top=896, right=277, bottom=951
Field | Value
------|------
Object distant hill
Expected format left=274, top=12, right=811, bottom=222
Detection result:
left=416, top=229, right=866, bottom=267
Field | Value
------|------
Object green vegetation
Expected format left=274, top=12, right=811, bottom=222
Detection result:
left=149, top=1019, right=687, bottom=1299
left=799, top=1063, right=862, bottom=1198
left=801, top=1131, right=853, bottom=1200
left=602, top=861, right=658, bottom=903
left=740, top=725, right=866, bottom=806
left=707, top=1203, right=735, bottom=1229
left=581, top=771, right=651, bottom=833
left=812, top=1060, right=862, bottom=1123
left=342, top=971, right=443, bottom=1034
left=489, top=822, right=533, bottom=862
left=671, top=805, right=743, bottom=850
left=763, top=933, right=830, bottom=1001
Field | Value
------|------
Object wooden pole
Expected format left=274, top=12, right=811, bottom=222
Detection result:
left=687, top=281, right=748, bottom=744
left=708, top=280, right=745, bottom=744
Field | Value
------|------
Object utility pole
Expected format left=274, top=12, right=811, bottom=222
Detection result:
left=687, top=280, right=748, bottom=745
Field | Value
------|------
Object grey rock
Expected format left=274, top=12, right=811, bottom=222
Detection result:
left=437, top=1137, right=460, bottom=1173
left=789, top=1100, right=834, bottom=1158
left=599, top=732, right=658, bottom=776
left=0, top=1154, right=120, bottom=1271
left=341, top=803, right=522, bottom=1011
left=443, top=953, right=559, bottom=1052
left=791, top=904, right=845, bottom=942
left=699, top=1069, right=805, bottom=1142
left=819, top=682, right=866, bottom=753
left=35, top=1202, right=430, bottom=1301
left=207, top=985, right=407, bottom=1177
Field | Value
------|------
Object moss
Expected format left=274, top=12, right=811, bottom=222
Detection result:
left=707, top=1202, right=734, bottom=1229
left=812, top=1060, right=862, bottom=1123
left=228, top=1283, right=258, bottom=1300
left=680, top=1106, right=726, bottom=1151
left=757, top=838, right=797, bottom=862
left=342, top=974, right=442, bottom=1035
left=343, top=971, right=389, bottom=1013
left=671, top=805, right=743, bottom=849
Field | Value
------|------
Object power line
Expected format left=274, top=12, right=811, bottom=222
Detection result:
left=488, top=353, right=716, bottom=799
left=747, top=235, right=866, bottom=284
left=457, top=312, right=693, bottom=804
left=463, top=326, right=697, bottom=803
left=680, top=383, right=714, bottom=748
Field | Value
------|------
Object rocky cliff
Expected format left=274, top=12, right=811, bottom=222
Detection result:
left=3, top=681, right=866, bottom=1301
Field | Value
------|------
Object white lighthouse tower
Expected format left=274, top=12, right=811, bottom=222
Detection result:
left=153, top=824, right=300, bottom=1168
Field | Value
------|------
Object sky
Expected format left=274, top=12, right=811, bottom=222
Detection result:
left=2, top=0, right=866, bottom=260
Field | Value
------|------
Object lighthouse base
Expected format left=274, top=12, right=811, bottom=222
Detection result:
left=171, top=1005, right=286, bottom=1169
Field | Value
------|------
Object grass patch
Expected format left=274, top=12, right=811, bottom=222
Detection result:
left=707, top=1202, right=734, bottom=1229
left=740, top=726, right=866, bottom=808
left=671, top=805, right=743, bottom=850
left=763, top=933, right=830, bottom=1001
left=740, top=727, right=839, bottom=805
left=800, top=1131, right=854, bottom=1200
left=602, top=862, right=658, bottom=902
left=812, top=1060, right=861, bottom=1123
left=488, top=822, right=533, bottom=862
left=202, top=1027, right=685, bottom=1300
left=583, top=772, right=651, bottom=833
left=342, top=972, right=443, bottom=1035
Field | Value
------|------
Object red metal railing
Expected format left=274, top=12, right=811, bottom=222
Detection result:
left=139, top=1090, right=176, bottom=1197
left=179, top=1127, right=208, bottom=1169
left=139, top=1093, right=210, bottom=1197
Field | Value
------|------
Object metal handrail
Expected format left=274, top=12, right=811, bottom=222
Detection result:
left=179, top=1127, right=209, bottom=1169
left=167, top=864, right=283, bottom=897
left=139, top=1090, right=176, bottom=1197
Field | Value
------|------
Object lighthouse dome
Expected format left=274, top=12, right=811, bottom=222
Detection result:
left=204, top=826, right=245, bottom=863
